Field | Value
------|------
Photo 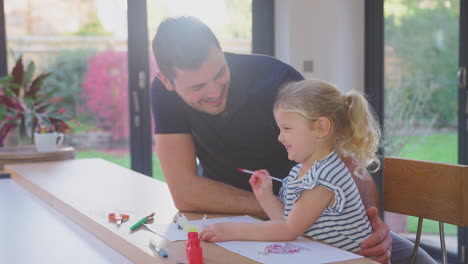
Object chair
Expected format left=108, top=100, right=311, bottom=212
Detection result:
left=383, top=157, right=468, bottom=264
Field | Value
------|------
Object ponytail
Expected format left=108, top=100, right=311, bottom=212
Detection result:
left=275, top=80, right=381, bottom=179
left=338, top=91, right=381, bottom=178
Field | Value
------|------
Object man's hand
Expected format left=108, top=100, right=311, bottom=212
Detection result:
left=359, top=206, right=392, bottom=264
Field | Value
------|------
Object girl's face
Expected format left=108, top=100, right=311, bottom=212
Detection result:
left=274, top=109, right=327, bottom=168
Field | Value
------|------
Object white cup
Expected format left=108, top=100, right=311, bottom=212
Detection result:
left=34, top=132, right=64, bottom=152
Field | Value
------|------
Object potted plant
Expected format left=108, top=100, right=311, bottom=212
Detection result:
left=0, top=56, right=74, bottom=147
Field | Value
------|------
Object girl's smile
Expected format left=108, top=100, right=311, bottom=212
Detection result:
left=274, top=109, right=333, bottom=171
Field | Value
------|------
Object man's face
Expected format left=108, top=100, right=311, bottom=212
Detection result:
left=168, top=46, right=230, bottom=115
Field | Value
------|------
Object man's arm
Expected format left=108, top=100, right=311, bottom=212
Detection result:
left=156, top=133, right=267, bottom=218
left=341, top=156, right=379, bottom=209
left=342, top=156, right=391, bottom=264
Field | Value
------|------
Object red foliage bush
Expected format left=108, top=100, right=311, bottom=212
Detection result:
left=82, top=50, right=157, bottom=141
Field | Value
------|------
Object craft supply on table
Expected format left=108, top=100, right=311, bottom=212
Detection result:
left=186, top=232, right=203, bottom=264
left=149, top=239, right=168, bottom=258
left=186, top=232, right=199, bottom=256
left=175, top=212, right=187, bottom=229
left=108, top=213, right=129, bottom=227
left=130, top=212, right=155, bottom=231
left=149, top=215, right=362, bottom=264
left=142, top=223, right=159, bottom=235
left=236, top=168, right=285, bottom=183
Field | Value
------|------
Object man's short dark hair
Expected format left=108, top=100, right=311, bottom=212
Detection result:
left=152, top=16, right=221, bottom=81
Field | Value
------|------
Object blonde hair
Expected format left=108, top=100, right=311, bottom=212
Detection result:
left=274, top=79, right=381, bottom=179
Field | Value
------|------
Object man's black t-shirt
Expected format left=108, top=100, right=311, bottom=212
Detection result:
left=151, top=53, right=304, bottom=194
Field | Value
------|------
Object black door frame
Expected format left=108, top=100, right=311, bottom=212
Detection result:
left=365, top=1, right=468, bottom=263
left=458, top=0, right=468, bottom=262
left=364, top=0, right=385, bottom=213
left=0, top=0, right=7, bottom=76
left=252, top=0, right=274, bottom=56
left=127, top=0, right=153, bottom=177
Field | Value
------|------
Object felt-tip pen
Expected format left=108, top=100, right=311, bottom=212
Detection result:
left=149, top=239, right=168, bottom=258
left=130, top=212, right=155, bottom=231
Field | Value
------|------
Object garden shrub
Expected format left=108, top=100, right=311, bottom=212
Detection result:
left=45, top=49, right=95, bottom=125
left=82, top=50, right=157, bottom=142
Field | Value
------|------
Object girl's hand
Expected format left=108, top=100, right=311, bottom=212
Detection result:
left=199, top=223, right=235, bottom=242
left=249, top=169, right=273, bottom=201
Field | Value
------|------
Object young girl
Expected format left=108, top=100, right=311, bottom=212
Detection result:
left=199, top=79, right=381, bottom=253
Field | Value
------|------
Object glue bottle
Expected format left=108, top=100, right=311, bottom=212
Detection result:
left=188, top=235, right=203, bottom=264
left=186, top=232, right=198, bottom=256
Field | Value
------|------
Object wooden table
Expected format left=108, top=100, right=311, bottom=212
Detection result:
left=5, top=159, right=376, bottom=264
left=0, top=145, right=75, bottom=170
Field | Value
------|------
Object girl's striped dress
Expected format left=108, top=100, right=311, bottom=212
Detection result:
left=279, top=151, right=373, bottom=253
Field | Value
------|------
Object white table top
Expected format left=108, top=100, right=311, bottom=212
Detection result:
left=4, top=159, right=376, bottom=264
left=0, top=178, right=132, bottom=264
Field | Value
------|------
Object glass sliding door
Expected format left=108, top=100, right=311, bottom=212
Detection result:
left=146, top=0, right=253, bottom=181
left=383, top=0, right=462, bottom=260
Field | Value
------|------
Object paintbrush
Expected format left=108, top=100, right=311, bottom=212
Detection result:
left=236, top=168, right=285, bottom=183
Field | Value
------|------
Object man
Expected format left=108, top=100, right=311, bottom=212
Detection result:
left=151, top=16, right=435, bottom=264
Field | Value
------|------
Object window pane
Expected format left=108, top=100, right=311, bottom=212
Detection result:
left=384, top=0, right=459, bottom=254
left=146, top=0, right=253, bottom=182
left=5, top=0, right=131, bottom=168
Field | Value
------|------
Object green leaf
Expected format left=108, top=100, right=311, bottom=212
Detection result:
left=34, top=113, right=51, bottom=127
left=34, top=102, right=54, bottom=112
left=23, top=61, right=36, bottom=91
left=1, top=87, right=23, bottom=111
left=26, top=73, right=51, bottom=99
left=19, top=117, right=26, bottom=139
left=3, top=87, right=15, bottom=97
left=24, top=97, right=34, bottom=110
left=0, top=104, right=6, bottom=120
left=7, top=83, right=20, bottom=89
left=0, top=75, right=13, bottom=86
left=24, top=110, right=34, bottom=138
left=37, top=87, right=60, bottom=103
left=47, top=112, right=69, bottom=121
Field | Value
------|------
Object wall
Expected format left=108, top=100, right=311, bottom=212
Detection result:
left=275, top=0, right=365, bottom=92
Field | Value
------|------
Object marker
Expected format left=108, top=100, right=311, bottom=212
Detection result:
left=236, top=168, right=285, bottom=183
left=130, top=212, right=155, bottom=231
left=149, top=239, right=168, bottom=258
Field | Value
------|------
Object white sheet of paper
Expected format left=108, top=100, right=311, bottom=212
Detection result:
left=216, top=237, right=362, bottom=264
left=152, top=215, right=363, bottom=263
left=151, top=215, right=259, bottom=241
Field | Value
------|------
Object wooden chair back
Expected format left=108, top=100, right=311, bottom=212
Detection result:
left=383, top=157, right=468, bottom=227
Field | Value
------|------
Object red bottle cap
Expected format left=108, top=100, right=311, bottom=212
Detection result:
left=188, top=232, right=198, bottom=240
